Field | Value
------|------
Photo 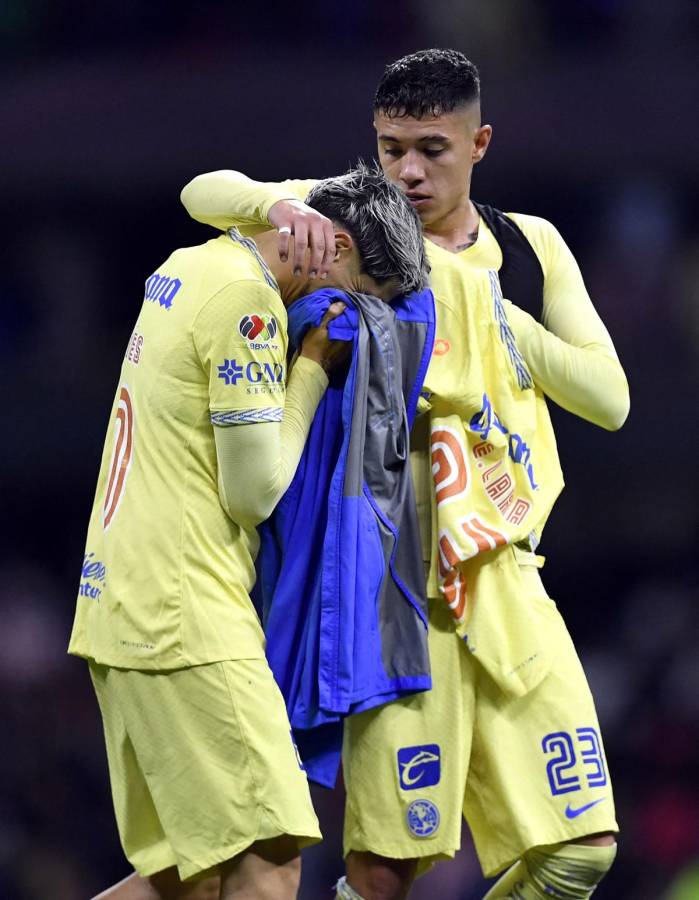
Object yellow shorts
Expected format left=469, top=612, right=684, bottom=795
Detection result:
left=90, top=658, right=321, bottom=880
left=343, top=555, right=618, bottom=878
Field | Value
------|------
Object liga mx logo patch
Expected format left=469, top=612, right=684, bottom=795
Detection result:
left=397, top=744, right=441, bottom=790
left=406, top=799, right=440, bottom=838
left=239, top=314, right=278, bottom=343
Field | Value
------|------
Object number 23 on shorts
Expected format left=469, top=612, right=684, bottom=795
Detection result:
left=542, top=727, right=607, bottom=796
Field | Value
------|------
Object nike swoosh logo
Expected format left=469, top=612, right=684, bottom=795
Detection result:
left=565, top=798, right=606, bottom=819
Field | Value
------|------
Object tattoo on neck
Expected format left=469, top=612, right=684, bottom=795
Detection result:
left=455, top=230, right=479, bottom=251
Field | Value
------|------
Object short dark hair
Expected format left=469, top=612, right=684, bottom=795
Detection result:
left=305, top=162, right=429, bottom=295
left=374, top=48, right=480, bottom=119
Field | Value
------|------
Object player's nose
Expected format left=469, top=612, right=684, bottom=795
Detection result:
left=399, top=150, right=425, bottom=184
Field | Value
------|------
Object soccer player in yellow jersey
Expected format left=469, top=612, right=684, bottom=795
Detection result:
left=69, top=166, right=429, bottom=900
left=178, top=51, right=629, bottom=900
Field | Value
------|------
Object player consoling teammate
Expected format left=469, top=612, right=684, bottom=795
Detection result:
left=180, top=50, right=629, bottom=900
left=68, top=166, right=429, bottom=900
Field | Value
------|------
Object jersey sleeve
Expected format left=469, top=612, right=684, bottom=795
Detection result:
left=506, top=214, right=630, bottom=430
left=192, top=279, right=288, bottom=424
left=181, top=171, right=319, bottom=234
left=214, top=356, right=328, bottom=527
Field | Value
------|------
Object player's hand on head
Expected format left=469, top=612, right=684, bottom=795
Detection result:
left=268, top=199, right=336, bottom=280
left=299, top=302, right=350, bottom=373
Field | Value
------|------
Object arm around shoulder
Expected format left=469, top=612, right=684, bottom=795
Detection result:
left=180, top=170, right=317, bottom=232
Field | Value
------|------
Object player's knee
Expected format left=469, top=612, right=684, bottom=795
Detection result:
left=227, top=856, right=299, bottom=900
left=523, top=840, right=617, bottom=899
left=343, top=851, right=417, bottom=900
left=269, top=854, right=301, bottom=896
left=219, top=836, right=301, bottom=900
left=336, top=875, right=407, bottom=900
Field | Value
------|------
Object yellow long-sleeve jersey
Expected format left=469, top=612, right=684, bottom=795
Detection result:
left=179, top=171, right=629, bottom=565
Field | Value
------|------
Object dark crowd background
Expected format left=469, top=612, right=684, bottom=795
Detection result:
left=1, top=2, right=698, bottom=898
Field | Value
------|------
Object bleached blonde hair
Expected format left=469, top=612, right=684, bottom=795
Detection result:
left=306, top=161, right=429, bottom=295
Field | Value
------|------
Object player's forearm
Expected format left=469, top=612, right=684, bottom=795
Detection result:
left=215, top=357, right=328, bottom=527
left=180, top=170, right=313, bottom=232
left=507, top=302, right=630, bottom=430
left=276, top=355, right=329, bottom=481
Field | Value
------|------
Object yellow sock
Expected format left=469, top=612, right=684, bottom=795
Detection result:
left=482, top=842, right=617, bottom=899
left=483, top=861, right=528, bottom=898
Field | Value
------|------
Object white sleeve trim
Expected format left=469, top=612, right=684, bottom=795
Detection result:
left=211, top=407, right=283, bottom=426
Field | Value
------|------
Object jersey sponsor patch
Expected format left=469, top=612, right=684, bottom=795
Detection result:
left=469, top=391, right=538, bottom=491
left=216, top=358, right=285, bottom=394
left=144, top=272, right=182, bottom=310
left=217, top=359, right=244, bottom=385
left=406, top=798, right=440, bottom=837
left=238, top=314, right=279, bottom=349
left=397, top=744, right=441, bottom=790
left=125, top=330, right=144, bottom=365
left=432, top=339, right=450, bottom=356
left=79, top=552, right=107, bottom=601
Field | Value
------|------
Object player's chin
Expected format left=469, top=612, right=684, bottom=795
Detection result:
left=408, top=198, right=436, bottom=224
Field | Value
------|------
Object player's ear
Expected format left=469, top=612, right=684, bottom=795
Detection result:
left=332, top=230, right=354, bottom=261
left=473, top=124, right=492, bottom=164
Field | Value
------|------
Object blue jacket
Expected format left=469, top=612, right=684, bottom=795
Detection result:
left=256, top=287, right=435, bottom=786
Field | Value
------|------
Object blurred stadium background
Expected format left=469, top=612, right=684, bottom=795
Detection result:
left=1, top=1, right=698, bottom=898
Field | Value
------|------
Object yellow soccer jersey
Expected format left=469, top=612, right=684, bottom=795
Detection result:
left=438, top=210, right=615, bottom=350
left=452, top=212, right=629, bottom=430
left=179, top=174, right=628, bottom=554
left=412, top=243, right=564, bottom=567
left=182, top=173, right=627, bottom=430
left=69, top=232, right=290, bottom=669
